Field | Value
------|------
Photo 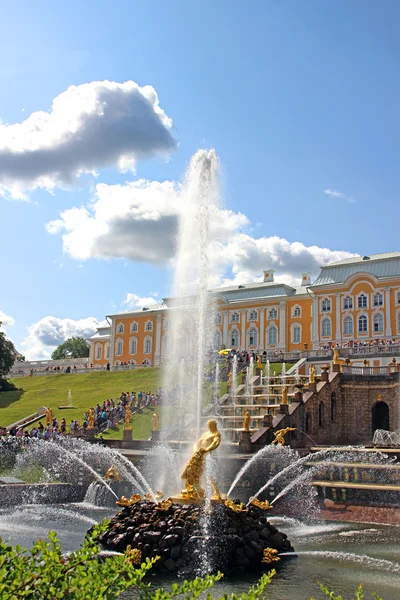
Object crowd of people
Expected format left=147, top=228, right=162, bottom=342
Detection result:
left=0, top=387, right=163, bottom=441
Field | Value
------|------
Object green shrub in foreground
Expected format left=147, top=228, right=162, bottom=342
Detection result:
left=0, top=520, right=382, bottom=600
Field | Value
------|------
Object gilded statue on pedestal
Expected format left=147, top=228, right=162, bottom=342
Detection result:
left=87, top=408, right=95, bottom=429
left=181, top=419, right=221, bottom=499
left=257, top=355, right=262, bottom=370
left=243, top=410, right=251, bottom=431
left=309, top=364, right=316, bottom=384
left=45, top=407, right=53, bottom=427
left=333, top=348, right=340, bottom=365
left=271, top=427, right=296, bottom=446
left=281, top=386, right=288, bottom=405
left=152, top=411, right=160, bottom=431
left=125, top=406, right=132, bottom=430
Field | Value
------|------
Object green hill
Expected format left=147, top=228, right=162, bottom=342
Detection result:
left=0, top=369, right=163, bottom=432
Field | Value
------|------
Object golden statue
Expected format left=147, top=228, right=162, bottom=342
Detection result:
left=262, top=548, right=280, bottom=564
left=181, top=419, right=221, bottom=499
left=45, top=407, right=53, bottom=427
left=243, top=410, right=251, bottom=431
left=103, top=465, right=122, bottom=481
left=152, top=411, right=160, bottom=432
left=309, top=364, right=316, bottom=384
left=116, top=493, right=142, bottom=507
left=125, top=406, right=132, bottom=430
left=271, top=427, right=296, bottom=446
left=224, top=498, right=247, bottom=513
left=281, top=386, right=288, bottom=405
left=333, top=348, right=340, bottom=365
left=249, top=497, right=272, bottom=510
left=257, top=355, right=262, bottom=370
left=87, top=408, right=95, bottom=429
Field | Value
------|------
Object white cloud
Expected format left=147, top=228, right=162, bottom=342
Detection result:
left=124, top=293, right=159, bottom=309
left=21, top=316, right=101, bottom=360
left=324, top=188, right=356, bottom=204
left=0, top=80, right=177, bottom=199
left=0, top=310, right=15, bottom=333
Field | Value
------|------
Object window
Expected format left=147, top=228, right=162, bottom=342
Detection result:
left=268, top=326, right=278, bottom=346
left=397, top=310, right=400, bottom=332
left=105, top=343, right=110, bottom=359
left=249, top=310, right=258, bottom=321
left=293, top=306, right=301, bottom=318
left=96, top=345, right=102, bottom=359
left=117, top=323, right=124, bottom=334
left=116, top=339, right=123, bottom=356
left=321, top=298, right=331, bottom=312
left=373, top=292, right=383, bottom=307
left=292, top=325, right=301, bottom=344
left=214, top=330, right=223, bottom=348
left=331, top=392, right=336, bottom=421
left=358, top=314, right=368, bottom=333
left=130, top=322, right=138, bottom=333
left=397, top=291, right=400, bottom=305
left=318, top=402, right=325, bottom=428
left=145, top=321, right=153, bottom=332
left=358, top=293, right=367, bottom=309
left=373, top=313, right=384, bottom=333
left=343, top=296, right=353, bottom=310
left=248, top=327, right=258, bottom=346
left=321, top=318, right=331, bottom=337
left=215, top=313, right=222, bottom=325
left=269, top=308, right=278, bottom=320
left=231, top=329, right=239, bottom=347
left=343, top=316, right=353, bottom=335
left=144, top=337, right=152, bottom=354
left=130, top=337, right=137, bottom=355
left=231, top=312, right=240, bottom=323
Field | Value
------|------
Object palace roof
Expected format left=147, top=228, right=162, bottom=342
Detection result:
left=313, top=252, right=400, bottom=287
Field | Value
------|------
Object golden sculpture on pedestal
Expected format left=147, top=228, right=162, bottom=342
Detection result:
left=152, top=411, right=160, bottom=431
left=333, top=348, right=340, bottom=365
left=125, top=406, right=132, bottom=430
left=116, top=493, right=142, bottom=507
left=271, top=427, right=296, bottom=446
left=281, top=387, right=288, bottom=405
left=103, top=465, right=122, bottom=481
left=257, top=355, right=262, bottom=370
left=244, top=410, right=251, bottom=431
left=262, top=547, right=280, bottom=564
left=87, top=408, right=95, bottom=429
left=180, top=419, right=221, bottom=499
left=156, top=498, right=173, bottom=511
left=224, top=499, right=247, bottom=513
left=309, top=364, right=316, bottom=384
left=45, top=407, right=53, bottom=427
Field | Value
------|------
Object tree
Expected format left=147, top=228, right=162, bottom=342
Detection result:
left=0, top=332, right=16, bottom=378
left=51, top=336, right=90, bottom=360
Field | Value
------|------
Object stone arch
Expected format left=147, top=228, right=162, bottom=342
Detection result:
left=372, top=401, right=389, bottom=433
left=318, top=401, right=325, bottom=428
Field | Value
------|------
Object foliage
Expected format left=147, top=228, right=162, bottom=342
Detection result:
left=51, top=336, right=90, bottom=360
left=314, top=582, right=383, bottom=600
left=0, top=332, right=16, bottom=378
left=0, top=378, right=17, bottom=392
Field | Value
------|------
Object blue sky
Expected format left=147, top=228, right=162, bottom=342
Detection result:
left=1, top=0, right=399, bottom=358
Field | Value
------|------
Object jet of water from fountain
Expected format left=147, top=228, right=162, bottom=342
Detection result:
left=279, top=551, right=400, bottom=573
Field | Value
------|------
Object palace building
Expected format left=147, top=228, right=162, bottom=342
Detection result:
left=88, top=252, right=400, bottom=367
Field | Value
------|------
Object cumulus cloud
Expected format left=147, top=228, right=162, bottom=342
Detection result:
left=0, top=80, right=177, bottom=199
left=21, top=316, right=102, bottom=360
left=324, top=188, right=356, bottom=204
left=0, top=310, right=15, bottom=333
left=124, top=293, right=159, bottom=309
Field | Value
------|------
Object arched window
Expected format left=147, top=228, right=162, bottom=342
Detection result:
left=358, top=293, right=368, bottom=309
left=104, top=342, right=110, bottom=360
left=117, top=323, right=124, bottom=334
left=292, top=305, right=301, bottom=318
left=249, top=310, right=258, bottom=321
left=343, top=295, right=353, bottom=310
left=318, top=402, right=325, bottom=428
left=116, top=339, right=123, bottom=356
left=373, top=313, right=384, bottom=333
left=129, top=337, right=137, bottom=355
left=231, top=312, right=240, bottom=323
left=231, top=329, right=240, bottom=347
left=321, top=298, right=331, bottom=312
left=269, top=308, right=278, bottom=320
left=321, top=318, right=331, bottom=337
left=130, top=322, right=138, bottom=333
left=358, top=314, right=368, bottom=333
left=268, top=326, right=278, bottom=346
left=305, top=411, right=312, bottom=433
left=373, top=292, right=383, bottom=307
left=145, top=321, right=153, bottom=332
left=331, top=392, right=336, bottom=421
left=343, top=316, right=353, bottom=335
left=292, top=324, right=301, bottom=344
left=144, top=336, right=152, bottom=354
left=214, top=330, right=223, bottom=348
left=248, top=327, right=258, bottom=346
left=95, top=344, right=102, bottom=360
left=215, top=313, right=222, bottom=325
left=397, top=310, right=400, bottom=332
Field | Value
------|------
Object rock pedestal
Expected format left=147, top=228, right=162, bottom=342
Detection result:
left=123, top=429, right=132, bottom=441
left=239, top=430, right=252, bottom=453
left=85, top=428, right=96, bottom=440
left=151, top=430, right=160, bottom=442
left=279, top=404, right=289, bottom=414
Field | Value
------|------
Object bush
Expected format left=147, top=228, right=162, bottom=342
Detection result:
left=0, top=378, right=17, bottom=392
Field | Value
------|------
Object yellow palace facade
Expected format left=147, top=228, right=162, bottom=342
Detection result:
left=88, top=252, right=400, bottom=367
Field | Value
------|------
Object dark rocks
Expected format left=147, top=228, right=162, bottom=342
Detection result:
left=94, top=499, right=294, bottom=576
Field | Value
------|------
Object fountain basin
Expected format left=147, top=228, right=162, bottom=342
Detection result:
left=95, top=499, right=294, bottom=575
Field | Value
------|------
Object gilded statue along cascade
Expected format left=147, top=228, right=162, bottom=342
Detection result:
left=243, top=410, right=251, bottom=431
left=180, top=419, right=221, bottom=499
left=271, top=427, right=297, bottom=446
left=125, top=406, right=132, bottom=430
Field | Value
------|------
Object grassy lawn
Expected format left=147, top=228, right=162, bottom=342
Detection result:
left=0, top=368, right=162, bottom=428
left=100, top=405, right=177, bottom=440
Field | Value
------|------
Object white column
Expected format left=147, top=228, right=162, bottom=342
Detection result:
left=259, top=309, right=264, bottom=350
left=154, top=314, right=162, bottom=366
left=279, top=302, right=286, bottom=349
left=223, top=312, right=229, bottom=347
left=109, top=318, right=115, bottom=365
left=385, top=288, right=392, bottom=336
left=241, top=310, right=246, bottom=350
left=335, top=294, right=341, bottom=342
left=89, top=340, right=95, bottom=364
left=312, top=296, right=319, bottom=346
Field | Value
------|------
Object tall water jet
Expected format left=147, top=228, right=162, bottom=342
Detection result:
left=231, top=354, right=238, bottom=404
left=281, top=362, right=286, bottom=383
left=163, top=150, right=220, bottom=439
left=68, top=389, right=73, bottom=407
left=248, top=356, right=254, bottom=399
left=214, top=362, right=220, bottom=415
left=265, top=359, right=270, bottom=398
